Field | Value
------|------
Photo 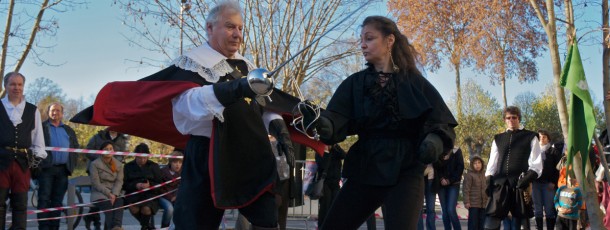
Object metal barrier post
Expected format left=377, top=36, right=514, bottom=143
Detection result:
left=66, top=183, right=75, bottom=230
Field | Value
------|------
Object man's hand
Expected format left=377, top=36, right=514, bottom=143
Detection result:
left=213, top=78, right=257, bottom=106
left=465, top=203, right=471, bottom=209
left=517, top=170, right=538, bottom=189
left=485, top=176, right=493, bottom=197
left=417, top=133, right=443, bottom=164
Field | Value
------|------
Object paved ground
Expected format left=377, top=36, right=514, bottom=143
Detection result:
left=17, top=193, right=472, bottom=230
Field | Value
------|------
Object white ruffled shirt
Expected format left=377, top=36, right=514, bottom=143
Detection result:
left=171, top=43, right=277, bottom=137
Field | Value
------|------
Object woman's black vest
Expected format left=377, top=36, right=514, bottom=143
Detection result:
left=494, top=129, right=537, bottom=177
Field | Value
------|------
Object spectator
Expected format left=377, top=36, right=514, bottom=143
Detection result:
left=463, top=156, right=487, bottom=230
left=417, top=163, right=438, bottom=230
left=90, top=141, right=124, bottom=230
left=0, top=72, right=47, bottom=229
left=554, top=175, right=582, bottom=230
left=315, top=145, right=346, bottom=228
left=37, top=102, right=79, bottom=230
left=436, top=147, right=464, bottom=230
left=159, top=150, right=183, bottom=228
left=532, top=130, right=562, bottom=230
left=85, top=128, right=128, bottom=230
left=123, top=143, right=163, bottom=230
left=87, top=128, right=129, bottom=163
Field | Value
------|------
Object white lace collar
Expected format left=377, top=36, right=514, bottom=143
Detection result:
left=171, top=43, right=256, bottom=83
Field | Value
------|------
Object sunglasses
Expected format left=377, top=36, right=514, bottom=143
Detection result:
left=505, top=116, right=518, bottom=120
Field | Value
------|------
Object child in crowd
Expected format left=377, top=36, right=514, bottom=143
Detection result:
left=554, top=175, right=583, bottom=230
left=462, top=156, right=487, bottom=230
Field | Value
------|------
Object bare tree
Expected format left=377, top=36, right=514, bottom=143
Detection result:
left=472, top=1, right=546, bottom=108
left=388, top=0, right=481, bottom=122
left=0, top=0, right=86, bottom=97
left=528, top=0, right=569, bottom=140
left=114, top=0, right=368, bottom=93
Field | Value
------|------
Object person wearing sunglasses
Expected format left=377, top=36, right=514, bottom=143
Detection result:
left=484, top=106, right=542, bottom=230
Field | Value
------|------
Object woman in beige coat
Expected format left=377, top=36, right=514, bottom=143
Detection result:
left=90, top=141, right=124, bottom=230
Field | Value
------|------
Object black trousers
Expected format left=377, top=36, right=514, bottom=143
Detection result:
left=320, top=165, right=424, bottom=230
left=556, top=217, right=577, bottom=230
left=173, top=136, right=277, bottom=229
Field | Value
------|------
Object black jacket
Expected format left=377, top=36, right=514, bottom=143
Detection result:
left=536, top=142, right=563, bottom=184
left=40, top=120, right=79, bottom=175
left=122, top=159, right=163, bottom=204
left=436, top=148, right=464, bottom=186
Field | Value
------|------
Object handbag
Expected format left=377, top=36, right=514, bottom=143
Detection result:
left=305, top=173, right=325, bottom=200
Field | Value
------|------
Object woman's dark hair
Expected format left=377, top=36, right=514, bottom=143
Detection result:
left=361, top=16, right=422, bottom=78
left=99, top=141, right=114, bottom=150
left=134, top=143, right=150, bottom=154
left=538, top=129, right=551, bottom=140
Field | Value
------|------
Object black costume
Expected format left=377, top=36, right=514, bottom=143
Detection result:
left=315, top=67, right=457, bottom=229
left=485, top=129, right=542, bottom=230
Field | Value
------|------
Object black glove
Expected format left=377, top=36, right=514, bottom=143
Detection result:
left=516, top=170, right=538, bottom=189
left=417, top=133, right=444, bottom=164
left=298, top=101, right=318, bottom=130
left=212, top=77, right=256, bottom=106
left=485, top=176, right=493, bottom=197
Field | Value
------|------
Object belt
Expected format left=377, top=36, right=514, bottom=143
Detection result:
left=4, top=146, right=28, bottom=154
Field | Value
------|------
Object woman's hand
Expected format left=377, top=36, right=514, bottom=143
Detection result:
left=109, top=194, right=116, bottom=205
left=441, top=178, right=449, bottom=186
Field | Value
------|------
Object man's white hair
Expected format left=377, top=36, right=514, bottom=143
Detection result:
left=206, top=0, right=242, bottom=29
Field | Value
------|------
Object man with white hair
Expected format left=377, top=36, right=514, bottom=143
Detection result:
left=158, top=1, right=279, bottom=229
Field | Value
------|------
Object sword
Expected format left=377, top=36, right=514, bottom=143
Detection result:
left=246, top=0, right=373, bottom=101
left=245, top=0, right=373, bottom=139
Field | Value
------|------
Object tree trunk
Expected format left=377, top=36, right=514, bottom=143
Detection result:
left=501, top=56, right=507, bottom=109
left=14, top=0, right=50, bottom=72
left=573, top=152, right=605, bottom=229
left=543, top=0, right=569, bottom=141
left=455, top=62, right=462, bottom=122
left=603, top=0, right=610, bottom=140
left=0, top=0, right=16, bottom=99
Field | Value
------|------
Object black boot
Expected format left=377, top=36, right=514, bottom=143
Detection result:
left=535, top=217, right=543, bottom=230
left=0, top=188, right=8, bottom=230
left=484, top=216, right=502, bottom=230
left=138, top=214, right=152, bottom=230
left=547, top=217, right=556, bottom=230
left=9, top=192, right=28, bottom=230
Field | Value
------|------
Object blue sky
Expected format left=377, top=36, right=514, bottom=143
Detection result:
left=18, top=1, right=607, bottom=107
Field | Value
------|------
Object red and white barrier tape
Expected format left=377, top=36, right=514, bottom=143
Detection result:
left=8, top=177, right=180, bottom=216
left=44, top=147, right=184, bottom=159
left=27, top=189, right=177, bottom=222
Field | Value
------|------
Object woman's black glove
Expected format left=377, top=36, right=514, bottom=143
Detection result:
left=517, top=170, right=538, bottom=189
left=213, top=77, right=256, bottom=106
left=417, top=133, right=443, bottom=164
left=298, top=101, right=333, bottom=140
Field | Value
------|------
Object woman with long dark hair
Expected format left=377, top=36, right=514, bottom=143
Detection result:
left=302, top=16, right=457, bottom=229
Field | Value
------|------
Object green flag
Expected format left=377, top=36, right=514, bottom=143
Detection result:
left=560, top=43, right=597, bottom=179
